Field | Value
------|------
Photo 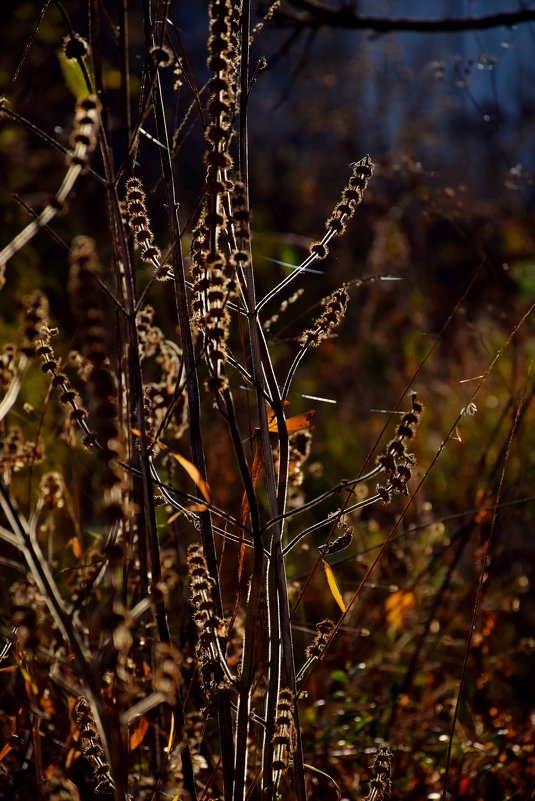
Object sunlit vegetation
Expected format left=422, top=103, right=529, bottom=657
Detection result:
left=0, top=2, right=533, bottom=800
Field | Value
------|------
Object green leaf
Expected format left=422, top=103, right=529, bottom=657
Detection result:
left=58, top=51, right=94, bottom=99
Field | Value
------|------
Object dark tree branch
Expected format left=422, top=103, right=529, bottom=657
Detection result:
left=278, top=1, right=535, bottom=33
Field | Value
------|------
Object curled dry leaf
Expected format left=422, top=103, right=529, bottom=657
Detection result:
left=131, top=428, right=212, bottom=504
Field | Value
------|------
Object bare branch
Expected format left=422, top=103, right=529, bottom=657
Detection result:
left=277, top=1, right=535, bottom=33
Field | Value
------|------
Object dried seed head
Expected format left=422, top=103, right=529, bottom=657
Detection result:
left=323, top=155, right=374, bottom=235
left=364, top=745, right=393, bottom=801
left=301, top=285, right=349, bottom=349
left=73, top=697, right=114, bottom=795
left=20, top=292, right=49, bottom=357
left=305, top=618, right=334, bottom=659
left=411, top=392, right=424, bottom=415
left=309, top=241, right=329, bottom=260
left=125, top=178, right=162, bottom=267
left=376, top=393, right=422, bottom=499
left=272, top=688, right=296, bottom=777
left=0, top=342, right=17, bottom=388
left=319, top=522, right=353, bottom=556
left=377, top=484, right=392, bottom=504
left=68, top=95, right=101, bottom=167
left=62, top=34, right=91, bottom=60
left=39, top=471, right=64, bottom=511
left=287, top=429, right=312, bottom=489
left=150, top=44, right=174, bottom=68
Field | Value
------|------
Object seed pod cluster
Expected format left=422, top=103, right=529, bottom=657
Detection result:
left=189, top=201, right=234, bottom=390
left=36, top=321, right=91, bottom=439
left=377, top=392, right=423, bottom=501
left=272, top=688, right=297, bottom=781
left=305, top=618, right=335, bottom=660
left=97, top=601, right=133, bottom=659
left=202, top=0, right=237, bottom=270
left=20, top=292, right=49, bottom=358
left=125, top=178, right=166, bottom=272
left=319, top=522, right=353, bottom=556
left=186, top=543, right=227, bottom=684
left=251, top=0, right=282, bottom=39
left=149, top=43, right=174, bottom=68
left=197, top=0, right=241, bottom=391
left=0, top=425, right=40, bottom=474
left=205, top=0, right=237, bottom=169
left=136, top=305, right=188, bottom=439
left=0, top=343, right=17, bottom=388
left=72, top=697, right=114, bottom=796
left=327, top=155, right=374, bottom=233
left=62, top=33, right=90, bottom=61
left=288, top=430, right=312, bottom=488
left=308, top=155, right=374, bottom=264
left=39, top=471, right=64, bottom=511
left=301, top=285, right=349, bottom=349
left=364, top=744, right=394, bottom=801
left=68, top=95, right=101, bottom=169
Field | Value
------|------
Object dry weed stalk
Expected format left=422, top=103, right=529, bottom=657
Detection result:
left=0, top=4, right=425, bottom=801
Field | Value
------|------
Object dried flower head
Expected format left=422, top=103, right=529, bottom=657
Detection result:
left=62, top=33, right=91, bottom=61
left=305, top=618, right=335, bottom=659
left=301, top=285, right=349, bottom=348
left=73, top=697, right=114, bottom=795
left=68, top=95, right=101, bottom=168
left=125, top=178, right=164, bottom=270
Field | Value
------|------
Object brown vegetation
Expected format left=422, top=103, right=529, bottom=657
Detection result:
left=0, top=2, right=533, bottom=800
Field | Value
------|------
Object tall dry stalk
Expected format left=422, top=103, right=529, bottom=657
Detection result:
left=0, top=4, right=426, bottom=800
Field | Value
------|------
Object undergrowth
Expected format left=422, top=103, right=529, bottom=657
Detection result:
left=0, top=2, right=533, bottom=801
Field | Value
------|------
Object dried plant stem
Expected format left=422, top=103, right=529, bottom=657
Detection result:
left=142, top=13, right=236, bottom=801
left=0, top=481, right=126, bottom=801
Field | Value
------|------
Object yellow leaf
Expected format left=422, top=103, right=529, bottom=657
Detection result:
left=57, top=51, right=94, bottom=99
left=323, top=560, right=346, bottom=613
left=385, top=590, right=415, bottom=631
left=167, top=711, right=175, bottom=753
left=131, top=429, right=211, bottom=504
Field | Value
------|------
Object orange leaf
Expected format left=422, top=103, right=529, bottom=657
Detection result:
left=323, top=559, right=346, bottom=613
left=131, top=429, right=211, bottom=504
left=170, top=452, right=212, bottom=503
left=167, top=502, right=210, bottom=525
left=40, top=695, right=56, bottom=716
left=142, top=661, right=151, bottom=680
left=0, top=715, right=15, bottom=762
left=67, top=537, right=82, bottom=559
left=65, top=745, right=77, bottom=769
left=385, top=590, right=415, bottom=631
left=0, top=742, right=12, bottom=762
left=129, top=715, right=149, bottom=751
left=268, top=410, right=316, bottom=434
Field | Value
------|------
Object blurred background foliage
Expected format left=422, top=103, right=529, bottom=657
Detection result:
left=0, top=1, right=533, bottom=799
